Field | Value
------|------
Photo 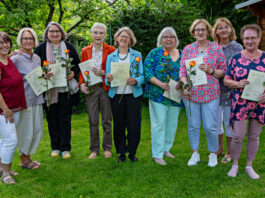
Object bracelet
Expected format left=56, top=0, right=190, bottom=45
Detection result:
left=210, top=68, right=215, bottom=75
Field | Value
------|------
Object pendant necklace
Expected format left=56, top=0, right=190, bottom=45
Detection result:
left=118, top=49, right=129, bottom=60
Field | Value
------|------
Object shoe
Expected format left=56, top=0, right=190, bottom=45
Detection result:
left=88, top=152, right=98, bottom=159
left=221, top=155, right=232, bottom=164
left=208, top=153, right=218, bottom=167
left=104, top=151, right=112, bottom=158
left=227, top=165, right=238, bottom=177
left=129, top=154, right=138, bottom=162
left=188, top=152, right=200, bottom=166
left=245, top=166, right=260, bottom=179
left=61, top=151, right=71, bottom=159
left=51, top=150, right=60, bottom=158
left=164, top=152, right=175, bottom=158
left=154, top=158, right=167, bottom=166
left=118, top=154, right=126, bottom=163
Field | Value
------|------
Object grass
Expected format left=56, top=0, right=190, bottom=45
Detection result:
left=1, top=105, right=265, bottom=198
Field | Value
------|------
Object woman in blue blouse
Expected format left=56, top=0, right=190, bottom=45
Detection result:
left=144, top=27, right=183, bottom=165
left=106, top=27, right=144, bottom=163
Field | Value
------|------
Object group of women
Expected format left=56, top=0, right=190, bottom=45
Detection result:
left=0, top=17, right=264, bottom=184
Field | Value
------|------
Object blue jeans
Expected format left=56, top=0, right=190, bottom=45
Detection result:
left=182, top=98, right=219, bottom=153
left=149, top=100, right=181, bottom=158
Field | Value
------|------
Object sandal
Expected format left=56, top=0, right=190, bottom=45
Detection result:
left=19, top=159, right=41, bottom=166
left=21, top=159, right=40, bottom=169
left=2, top=175, right=16, bottom=184
left=0, top=170, right=18, bottom=177
left=221, top=156, right=232, bottom=163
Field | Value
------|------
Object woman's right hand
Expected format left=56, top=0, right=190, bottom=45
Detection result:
left=10, top=49, right=22, bottom=57
left=183, top=88, right=191, bottom=96
left=44, top=72, right=54, bottom=79
left=159, top=82, right=170, bottom=91
left=80, top=83, right=89, bottom=94
left=3, top=108, right=14, bottom=123
left=106, top=74, right=113, bottom=83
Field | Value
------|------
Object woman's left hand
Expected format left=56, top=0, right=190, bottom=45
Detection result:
left=259, top=92, right=265, bottom=103
left=92, top=67, right=105, bottom=76
left=199, top=63, right=208, bottom=72
left=66, top=71, right=74, bottom=80
left=127, top=77, right=137, bottom=86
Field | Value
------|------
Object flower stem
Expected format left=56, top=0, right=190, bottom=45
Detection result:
left=119, top=83, right=128, bottom=104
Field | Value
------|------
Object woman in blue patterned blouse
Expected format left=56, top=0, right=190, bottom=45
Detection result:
left=144, top=27, right=183, bottom=166
left=212, top=18, right=243, bottom=163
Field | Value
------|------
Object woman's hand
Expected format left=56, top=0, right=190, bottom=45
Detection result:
left=106, top=74, right=113, bottom=83
left=127, top=77, right=137, bottom=86
left=92, top=67, right=105, bottom=76
left=199, top=63, right=209, bottom=72
left=3, top=108, right=14, bottom=123
left=66, top=71, right=74, bottom=80
left=10, top=49, right=22, bottom=57
left=183, top=88, right=191, bottom=96
left=236, top=79, right=249, bottom=88
left=44, top=72, right=54, bottom=79
left=159, top=82, right=170, bottom=91
left=175, top=82, right=182, bottom=90
left=80, top=83, right=89, bottom=94
left=259, top=92, right=265, bottom=103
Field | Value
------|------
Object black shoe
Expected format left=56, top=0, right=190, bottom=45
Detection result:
left=129, top=154, right=138, bottom=162
left=118, top=154, right=126, bottom=163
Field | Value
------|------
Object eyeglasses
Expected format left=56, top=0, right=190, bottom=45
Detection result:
left=48, top=30, right=61, bottom=34
left=194, top=28, right=207, bottom=32
left=0, top=41, right=10, bottom=45
left=217, top=26, right=230, bottom=31
left=22, top=37, right=34, bottom=42
left=120, top=35, right=130, bottom=39
left=243, top=37, right=258, bottom=41
left=92, top=31, right=105, bottom=36
left=162, top=36, right=175, bottom=39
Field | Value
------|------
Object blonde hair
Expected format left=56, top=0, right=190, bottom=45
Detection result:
left=190, top=19, right=212, bottom=37
left=156, top=27, right=179, bottom=48
left=17, top=28, right=39, bottom=48
left=212, top=17, right=237, bottom=43
left=114, top=27, right=137, bottom=47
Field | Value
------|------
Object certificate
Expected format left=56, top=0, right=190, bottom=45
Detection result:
left=241, top=69, right=265, bottom=102
left=110, top=62, right=130, bottom=87
left=25, top=66, right=53, bottom=96
left=78, top=59, right=102, bottom=85
left=163, top=79, right=182, bottom=103
left=49, top=62, right=67, bottom=88
left=185, top=57, right=207, bottom=86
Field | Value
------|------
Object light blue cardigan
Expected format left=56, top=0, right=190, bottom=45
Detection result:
left=105, top=48, right=144, bottom=99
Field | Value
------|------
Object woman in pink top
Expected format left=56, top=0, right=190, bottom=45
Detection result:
left=0, top=32, right=26, bottom=184
left=179, top=19, right=226, bottom=167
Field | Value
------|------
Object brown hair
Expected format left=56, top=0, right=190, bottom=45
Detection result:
left=114, top=27, right=137, bottom=47
left=240, top=24, right=262, bottom=40
left=0, top=32, right=12, bottom=53
left=190, top=19, right=212, bottom=37
left=212, top=17, right=237, bottom=43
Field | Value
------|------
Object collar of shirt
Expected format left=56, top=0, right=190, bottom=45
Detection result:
left=92, top=44, right=103, bottom=53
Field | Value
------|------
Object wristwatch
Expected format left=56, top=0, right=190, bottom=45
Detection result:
left=210, top=68, right=215, bottom=75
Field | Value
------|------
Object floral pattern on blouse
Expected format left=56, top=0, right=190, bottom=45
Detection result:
left=219, top=41, right=243, bottom=106
left=179, top=41, right=226, bottom=103
left=225, top=52, right=265, bottom=125
left=144, top=47, right=183, bottom=107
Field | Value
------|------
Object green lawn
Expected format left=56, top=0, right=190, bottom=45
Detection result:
left=1, top=105, right=265, bottom=198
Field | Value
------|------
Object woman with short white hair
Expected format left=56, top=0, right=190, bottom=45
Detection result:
left=144, top=27, right=183, bottom=165
left=11, top=27, right=45, bottom=169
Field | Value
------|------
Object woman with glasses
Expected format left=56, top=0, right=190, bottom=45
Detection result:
left=34, top=22, right=80, bottom=159
left=106, top=27, right=144, bottom=163
left=224, top=24, right=265, bottom=179
left=0, top=32, right=26, bottom=184
left=179, top=19, right=226, bottom=167
left=212, top=18, right=243, bottom=163
left=144, top=27, right=183, bottom=166
left=11, top=28, right=47, bottom=169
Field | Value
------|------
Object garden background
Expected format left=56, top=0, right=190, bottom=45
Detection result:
left=0, top=0, right=264, bottom=197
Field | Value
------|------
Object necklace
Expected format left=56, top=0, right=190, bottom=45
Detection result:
left=118, top=49, right=129, bottom=60
left=244, top=50, right=260, bottom=61
left=198, top=43, right=209, bottom=54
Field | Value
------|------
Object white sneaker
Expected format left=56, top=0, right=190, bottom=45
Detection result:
left=208, top=153, right=218, bottom=167
left=188, top=152, right=200, bottom=166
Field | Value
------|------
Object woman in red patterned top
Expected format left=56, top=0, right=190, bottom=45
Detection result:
left=0, top=32, right=26, bottom=184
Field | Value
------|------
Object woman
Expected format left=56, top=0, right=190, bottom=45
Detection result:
left=34, top=22, right=80, bottom=159
left=180, top=19, right=226, bottom=167
left=224, top=24, right=265, bottom=179
left=106, top=27, right=144, bottom=162
left=144, top=27, right=183, bottom=166
left=0, top=32, right=27, bottom=184
left=212, top=18, right=243, bottom=163
left=11, top=28, right=46, bottom=169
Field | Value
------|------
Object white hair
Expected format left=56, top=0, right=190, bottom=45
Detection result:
left=156, top=27, right=179, bottom=48
left=17, top=27, right=39, bottom=48
left=91, top=23, right=107, bottom=33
